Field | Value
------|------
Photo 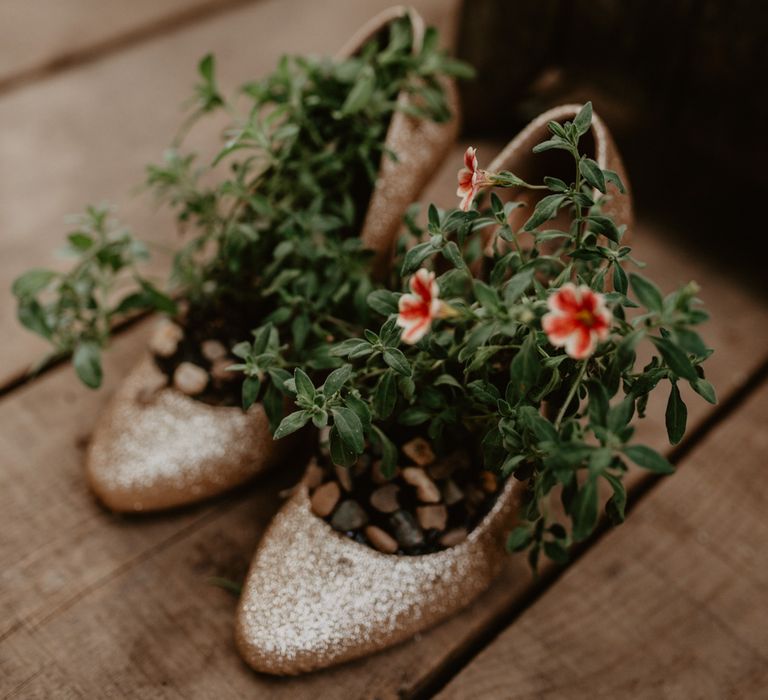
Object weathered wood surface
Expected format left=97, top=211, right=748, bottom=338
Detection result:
left=1, top=164, right=764, bottom=697
left=0, top=0, right=458, bottom=389
left=437, top=380, right=768, bottom=700
left=0, top=0, right=257, bottom=92
left=1, top=3, right=766, bottom=699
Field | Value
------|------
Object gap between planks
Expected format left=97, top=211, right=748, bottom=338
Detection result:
left=410, top=352, right=768, bottom=699
left=0, top=0, right=260, bottom=98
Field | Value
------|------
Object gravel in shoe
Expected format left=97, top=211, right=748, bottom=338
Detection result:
left=310, top=481, right=340, bottom=517
left=402, top=467, right=441, bottom=503
left=331, top=500, right=368, bottom=531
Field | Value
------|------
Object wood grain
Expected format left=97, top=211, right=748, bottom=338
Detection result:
left=0, top=0, right=458, bottom=389
left=0, top=0, right=258, bottom=93
left=1, top=209, right=763, bottom=698
left=437, top=379, right=768, bottom=700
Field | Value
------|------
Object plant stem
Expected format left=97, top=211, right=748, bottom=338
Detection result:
left=554, top=360, right=588, bottom=428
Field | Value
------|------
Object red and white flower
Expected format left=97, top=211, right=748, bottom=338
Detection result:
left=397, top=269, right=452, bottom=344
left=456, top=146, right=491, bottom=212
left=542, top=283, right=612, bottom=360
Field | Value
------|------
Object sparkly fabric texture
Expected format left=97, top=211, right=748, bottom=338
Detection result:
left=235, top=477, right=523, bottom=675
left=338, top=6, right=461, bottom=279
left=86, top=355, right=286, bottom=512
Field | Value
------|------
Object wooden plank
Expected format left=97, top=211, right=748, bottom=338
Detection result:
left=1, top=193, right=763, bottom=697
left=0, top=0, right=458, bottom=389
left=0, top=0, right=257, bottom=93
left=436, top=381, right=768, bottom=700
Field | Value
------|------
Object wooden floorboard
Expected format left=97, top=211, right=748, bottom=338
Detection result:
left=436, top=379, right=768, bottom=700
left=0, top=206, right=763, bottom=697
left=0, top=0, right=259, bottom=94
left=0, top=0, right=458, bottom=389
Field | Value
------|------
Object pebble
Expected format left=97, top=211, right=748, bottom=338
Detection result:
left=149, top=320, right=184, bottom=358
left=402, top=467, right=441, bottom=503
left=335, top=465, right=353, bottom=492
left=416, top=504, right=448, bottom=531
left=352, top=453, right=371, bottom=477
left=428, top=450, right=470, bottom=479
left=310, top=481, right=340, bottom=517
left=303, top=457, right=324, bottom=490
left=331, top=500, right=368, bottom=531
left=402, top=437, right=436, bottom=466
left=369, top=484, right=400, bottom=514
left=364, top=525, right=398, bottom=554
left=201, top=339, right=228, bottom=362
left=371, top=459, right=399, bottom=484
left=442, top=479, right=464, bottom=506
left=172, top=362, right=208, bottom=396
left=480, top=470, right=498, bottom=493
left=390, top=511, right=424, bottom=548
left=210, top=357, right=235, bottom=383
left=440, top=527, right=468, bottom=547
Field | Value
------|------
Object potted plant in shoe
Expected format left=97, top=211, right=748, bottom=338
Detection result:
left=11, top=7, right=469, bottom=512
left=235, top=103, right=716, bottom=674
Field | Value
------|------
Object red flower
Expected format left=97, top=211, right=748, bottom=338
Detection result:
left=542, top=283, right=612, bottom=359
left=397, top=269, right=446, bottom=344
left=456, top=146, right=491, bottom=212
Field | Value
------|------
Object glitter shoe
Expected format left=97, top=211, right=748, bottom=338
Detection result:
left=342, top=5, right=460, bottom=278
left=235, top=474, right=525, bottom=675
left=85, top=6, right=460, bottom=512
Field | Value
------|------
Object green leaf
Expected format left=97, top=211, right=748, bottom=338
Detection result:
left=651, top=336, right=698, bottom=381
left=543, top=540, right=569, bottom=564
left=506, top=526, right=532, bottom=552
left=612, top=263, right=628, bottom=295
left=367, top=289, right=399, bottom=316
left=473, top=280, right=499, bottom=311
left=398, top=407, right=431, bottom=426
left=373, top=371, right=397, bottom=419
left=331, top=407, right=364, bottom=453
left=329, top=425, right=357, bottom=467
left=73, top=341, right=103, bottom=389
left=293, top=368, right=315, bottom=401
left=322, top=365, right=352, bottom=396
left=630, top=273, right=663, bottom=312
left=509, top=334, right=541, bottom=398
left=371, top=424, right=397, bottom=478
left=383, top=348, right=411, bottom=376
left=665, top=382, right=687, bottom=445
left=504, top=269, right=534, bottom=304
left=401, top=241, right=434, bottom=275
left=341, top=66, right=375, bottom=115
left=604, top=472, right=626, bottom=525
left=690, top=377, right=717, bottom=404
left=241, top=376, right=261, bottom=410
left=273, top=410, right=311, bottom=439
left=571, top=478, right=598, bottom=541
left=523, top=194, right=567, bottom=232
left=12, top=269, right=56, bottom=297
left=579, top=157, right=606, bottom=193
left=623, top=445, right=675, bottom=474
left=573, top=101, right=593, bottom=136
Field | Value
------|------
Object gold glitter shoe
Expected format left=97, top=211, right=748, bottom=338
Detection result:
left=85, top=355, right=291, bottom=512
left=235, top=474, right=525, bottom=675
left=85, top=6, right=460, bottom=513
left=342, top=5, right=460, bottom=278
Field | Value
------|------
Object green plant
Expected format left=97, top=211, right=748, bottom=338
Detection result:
left=272, top=103, right=715, bottom=567
left=13, top=17, right=469, bottom=407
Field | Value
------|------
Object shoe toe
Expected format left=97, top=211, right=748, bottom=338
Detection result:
left=235, top=482, right=515, bottom=674
left=86, top=355, right=281, bottom=512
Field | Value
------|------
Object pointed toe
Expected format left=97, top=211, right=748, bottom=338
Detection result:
left=236, top=479, right=521, bottom=674
left=86, top=355, right=285, bottom=512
